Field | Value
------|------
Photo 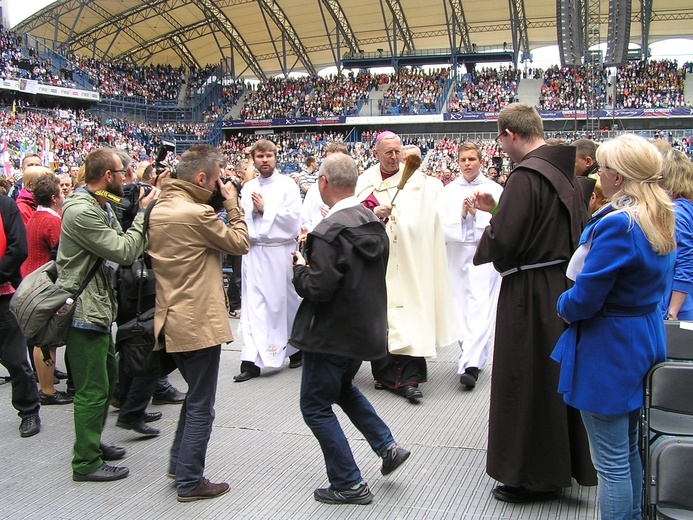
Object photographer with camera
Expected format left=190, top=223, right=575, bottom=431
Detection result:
left=147, top=144, right=249, bottom=502
left=57, top=147, right=159, bottom=482
left=111, top=148, right=175, bottom=437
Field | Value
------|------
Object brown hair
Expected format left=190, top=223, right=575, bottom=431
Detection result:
left=250, top=139, right=277, bottom=157
left=175, top=144, right=226, bottom=183
left=33, top=175, right=61, bottom=207
left=497, top=103, right=544, bottom=141
left=324, top=142, right=348, bottom=155
left=84, top=149, right=118, bottom=184
left=457, top=142, right=482, bottom=160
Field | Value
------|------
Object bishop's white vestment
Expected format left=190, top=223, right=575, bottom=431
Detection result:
left=356, top=165, right=457, bottom=358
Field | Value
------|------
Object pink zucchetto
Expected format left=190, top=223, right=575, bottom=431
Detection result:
left=375, top=131, right=397, bottom=143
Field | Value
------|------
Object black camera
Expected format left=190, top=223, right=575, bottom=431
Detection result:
left=125, top=181, right=153, bottom=205
left=154, top=141, right=176, bottom=180
left=207, top=177, right=237, bottom=213
left=119, top=181, right=153, bottom=230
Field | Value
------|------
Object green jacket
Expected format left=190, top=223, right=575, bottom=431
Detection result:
left=56, top=188, right=146, bottom=332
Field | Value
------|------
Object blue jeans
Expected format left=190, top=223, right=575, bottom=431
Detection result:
left=300, top=352, right=395, bottom=490
left=169, top=345, right=221, bottom=494
left=580, top=409, right=641, bottom=520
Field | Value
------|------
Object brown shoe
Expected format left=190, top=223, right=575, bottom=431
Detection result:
left=177, top=478, right=230, bottom=502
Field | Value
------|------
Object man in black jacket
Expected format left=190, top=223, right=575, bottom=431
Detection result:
left=0, top=194, right=41, bottom=437
left=290, top=153, right=410, bottom=505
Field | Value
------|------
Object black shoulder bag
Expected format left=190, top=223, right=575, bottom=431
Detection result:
left=116, top=201, right=175, bottom=377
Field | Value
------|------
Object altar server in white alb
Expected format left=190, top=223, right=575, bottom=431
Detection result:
left=235, top=139, right=302, bottom=382
left=438, top=142, right=503, bottom=389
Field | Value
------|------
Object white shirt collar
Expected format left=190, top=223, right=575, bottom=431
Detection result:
left=325, top=195, right=359, bottom=218
left=36, top=205, right=61, bottom=218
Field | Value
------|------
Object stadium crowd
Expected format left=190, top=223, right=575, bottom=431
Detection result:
left=5, top=103, right=693, bottom=184
left=538, top=64, right=609, bottom=110
left=614, top=59, right=687, bottom=109
left=2, top=26, right=692, bottom=119
left=240, top=77, right=313, bottom=120
left=70, top=55, right=185, bottom=102
left=448, top=66, right=520, bottom=113
left=380, top=68, right=449, bottom=115
left=1, top=28, right=74, bottom=87
left=299, top=72, right=373, bottom=117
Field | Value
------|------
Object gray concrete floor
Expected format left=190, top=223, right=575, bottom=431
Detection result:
left=0, top=318, right=598, bottom=519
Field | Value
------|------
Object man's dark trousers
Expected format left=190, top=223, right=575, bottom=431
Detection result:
left=169, top=345, right=221, bottom=494
left=300, top=351, right=395, bottom=489
left=0, top=295, right=40, bottom=419
left=117, top=363, right=157, bottom=423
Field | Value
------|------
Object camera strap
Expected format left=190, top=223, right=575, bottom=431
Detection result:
left=92, top=189, right=131, bottom=209
left=134, top=199, right=158, bottom=319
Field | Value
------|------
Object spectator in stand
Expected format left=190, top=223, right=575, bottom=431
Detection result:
left=241, top=77, right=313, bottom=120
left=299, top=72, right=373, bottom=117
left=20, top=175, right=71, bottom=406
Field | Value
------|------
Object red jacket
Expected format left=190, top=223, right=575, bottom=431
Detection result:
left=16, top=188, right=36, bottom=226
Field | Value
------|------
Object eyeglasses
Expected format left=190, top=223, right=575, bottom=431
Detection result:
left=110, top=168, right=128, bottom=175
left=495, top=130, right=507, bottom=142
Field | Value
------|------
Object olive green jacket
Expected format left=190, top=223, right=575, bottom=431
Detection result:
left=57, top=188, right=146, bottom=332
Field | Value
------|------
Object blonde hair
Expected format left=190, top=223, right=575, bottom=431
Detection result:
left=75, top=165, right=86, bottom=188
left=596, top=134, right=675, bottom=255
left=457, top=141, right=482, bottom=160
left=22, top=166, right=54, bottom=191
left=588, top=173, right=609, bottom=212
left=660, top=148, right=693, bottom=201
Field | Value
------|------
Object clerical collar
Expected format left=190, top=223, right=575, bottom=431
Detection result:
left=380, top=166, right=398, bottom=180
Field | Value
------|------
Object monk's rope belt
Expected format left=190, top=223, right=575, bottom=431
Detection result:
left=500, top=259, right=566, bottom=278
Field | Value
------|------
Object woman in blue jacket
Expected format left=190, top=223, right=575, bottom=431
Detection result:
left=660, top=148, right=693, bottom=320
left=552, top=134, right=676, bottom=520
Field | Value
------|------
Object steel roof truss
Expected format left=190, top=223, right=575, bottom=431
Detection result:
left=258, top=0, right=317, bottom=76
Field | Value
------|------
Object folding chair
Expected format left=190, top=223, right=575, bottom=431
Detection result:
left=664, top=321, right=693, bottom=361
left=642, top=362, right=693, bottom=518
left=647, top=437, right=693, bottom=519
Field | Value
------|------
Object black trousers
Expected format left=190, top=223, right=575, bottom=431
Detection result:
left=0, top=295, right=40, bottom=418
left=116, top=361, right=157, bottom=423
left=225, top=255, right=242, bottom=312
left=371, top=353, right=427, bottom=389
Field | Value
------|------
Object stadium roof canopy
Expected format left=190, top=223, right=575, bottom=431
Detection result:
left=15, top=0, right=693, bottom=81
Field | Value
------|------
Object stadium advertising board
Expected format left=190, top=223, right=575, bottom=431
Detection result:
left=0, top=79, right=101, bottom=101
left=222, top=116, right=347, bottom=129
left=444, top=108, right=693, bottom=122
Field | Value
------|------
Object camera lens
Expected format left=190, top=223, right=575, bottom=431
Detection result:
left=131, top=259, right=149, bottom=287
